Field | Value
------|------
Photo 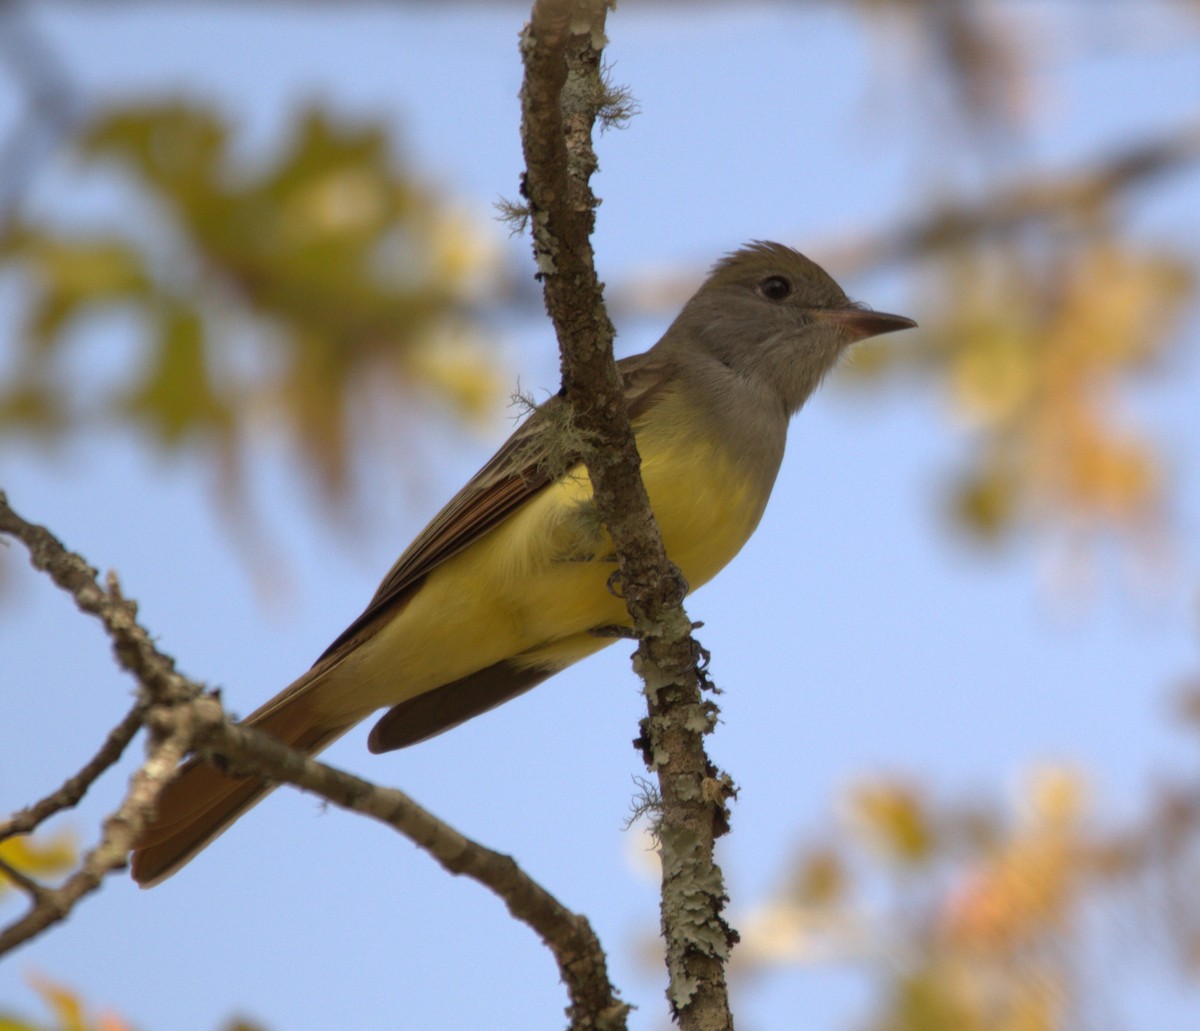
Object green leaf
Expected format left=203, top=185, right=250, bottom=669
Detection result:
left=20, top=237, right=149, bottom=350
left=0, top=383, right=70, bottom=434
left=82, top=102, right=227, bottom=195
left=118, top=304, right=230, bottom=445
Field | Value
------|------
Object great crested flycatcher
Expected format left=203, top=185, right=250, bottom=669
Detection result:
left=131, top=241, right=916, bottom=885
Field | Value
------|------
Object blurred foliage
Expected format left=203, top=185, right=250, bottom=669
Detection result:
left=0, top=831, right=75, bottom=898
left=856, top=0, right=1028, bottom=127
left=1, top=5, right=1199, bottom=1031
left=836, top=0, right=1200, bottom=557
left=0, top=101, right=504, bottom=509
left=0, top=976, right=133, bottom=1031
left=0, top=6, right=1193, bottom=562
left=855, top=238, right=1193, bottom=548
left=731, top=743, right=1200, bottom=1031
left=0, top=975, right=264, bottom=1031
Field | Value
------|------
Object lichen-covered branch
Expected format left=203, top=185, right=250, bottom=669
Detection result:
left=518, top=4, right=736, bottom=1028
left=0, top=491, right=218, bottom=953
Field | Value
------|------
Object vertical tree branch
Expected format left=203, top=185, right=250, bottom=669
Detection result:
left=518, top=4, right=736, bottom=1028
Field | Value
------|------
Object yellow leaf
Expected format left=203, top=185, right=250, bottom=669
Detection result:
left=26, top=976, right=84, bottom=1031
left=284, top=168, right=388, bottom=240
left=403, top=328, right=505, bottom=421
left=789, top=847, right=847, bottom=908
left=953, top=467, right=1017, bottom=538
left=21, top=976, right=136, bottom=1031
left=950, top=324, right=1035, bottom=426
left=0, top=831, right=76, bottom=891
left=844, top=780, right=933, bottom=864
left=1023, top=765, right=1087, bottom=831
left=119, top=304, right=230, bottom=445
left=23, top=237, right=149, bottom=348
left=0, top=384, right=69, bottom=434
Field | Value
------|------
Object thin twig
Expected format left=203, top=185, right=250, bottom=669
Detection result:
left=0, top=701, right=146, bottom=843
left=0, top=855, right=48, bottom=901
left=0, top=720, right=195, bottom=956
left=608, top=121, right=1200, bottom=316
left=834, top=122, right=1200, bottom=276
left=0, top=490, right=198, bottom=710
left=0, top=491, right=217, bottom=956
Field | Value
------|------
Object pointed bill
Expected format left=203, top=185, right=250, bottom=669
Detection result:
left=814, top=307, right=918, bottom=343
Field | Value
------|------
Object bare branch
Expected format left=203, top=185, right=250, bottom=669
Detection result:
left=0, top=490, right=218, bottom=956
left=1, top=489, right=626, bottom=1029
left=195, top=718, right=630, bottom=1031
left=519, top=3, right=735, bottom=1027
left=0, top=490, right=199, bottom=710
left=0, top=855, right=49, bottom=901
left=0, top=701, right=146, bottom=843
left=0, top=717, right=195, bottom=956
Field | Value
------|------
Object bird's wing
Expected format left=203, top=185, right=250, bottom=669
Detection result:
left=310, top=349, right=676, bottom=669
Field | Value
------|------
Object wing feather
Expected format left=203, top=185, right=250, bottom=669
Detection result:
left=311, top=350, right=675, bottom=666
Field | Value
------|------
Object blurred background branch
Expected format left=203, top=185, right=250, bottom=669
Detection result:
left=0, top=0, right=78, bottom=225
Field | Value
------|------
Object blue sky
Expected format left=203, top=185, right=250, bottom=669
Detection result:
left=2, top=4, right=1200, bottom=1030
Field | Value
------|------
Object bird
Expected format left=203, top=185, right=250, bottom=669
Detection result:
left=130, top=241, right=916, bottom=886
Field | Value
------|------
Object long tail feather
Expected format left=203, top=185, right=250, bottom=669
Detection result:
left=130, top=689, right=351, bottom=887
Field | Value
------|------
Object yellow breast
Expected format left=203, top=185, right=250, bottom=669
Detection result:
left=343, top=386, right=773, bottom=713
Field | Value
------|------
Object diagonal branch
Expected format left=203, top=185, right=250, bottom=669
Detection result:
left=0, top=700, right=146, bottom=843
left=0, top=718, right=195, bottom=955
left=0, top=490, right=200, bottom=711
left=0, top=489, right=626, bottom=1030
left=518, top=3, right=735, bottom=1028
left=610, top=122, right=1200, bottom=317
left=832, top=121, right=1200, bottom=276
left=196, top=719, right=630, bottom=1031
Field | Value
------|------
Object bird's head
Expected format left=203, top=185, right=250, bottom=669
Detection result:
left=671, top=241, right=916, bottom=413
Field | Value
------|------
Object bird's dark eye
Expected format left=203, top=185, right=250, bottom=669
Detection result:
left=759, top=275, right=791, bottom=301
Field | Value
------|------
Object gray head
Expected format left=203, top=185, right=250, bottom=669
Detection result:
left=661, top=241, right=915, bottom=414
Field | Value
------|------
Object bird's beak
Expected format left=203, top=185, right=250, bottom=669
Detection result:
left=813, top=308, right=918, bottom=343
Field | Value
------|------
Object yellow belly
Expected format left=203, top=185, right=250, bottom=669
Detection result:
left=336, top=391, right=771, bottom=715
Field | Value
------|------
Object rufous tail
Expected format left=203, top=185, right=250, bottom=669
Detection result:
left=130, top=693, right=350, bottom=887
